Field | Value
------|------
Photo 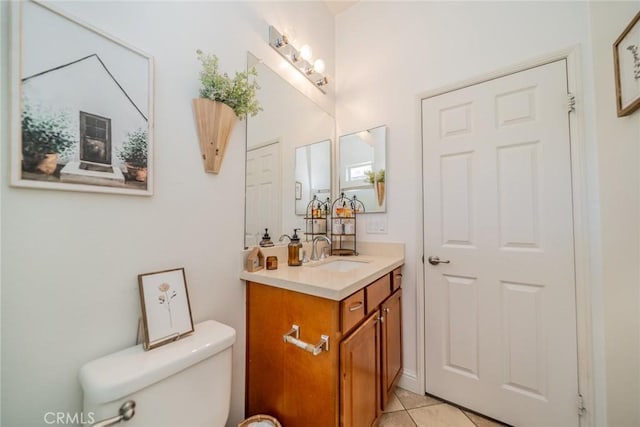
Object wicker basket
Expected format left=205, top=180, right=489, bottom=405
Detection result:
left=238, top=414, right=282, bottom=427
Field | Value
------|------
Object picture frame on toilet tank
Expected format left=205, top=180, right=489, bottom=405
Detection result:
left=9, top=0, right=154, bottom=195
left=138, top=268, right=194, bottom=351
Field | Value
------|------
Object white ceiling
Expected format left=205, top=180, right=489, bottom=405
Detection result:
left=323, top=1, right=358, bottom=16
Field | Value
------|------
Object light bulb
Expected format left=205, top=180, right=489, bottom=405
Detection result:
left=282, top=28, right=296, bottom=45
left=300, top=44, right=313, bottom=61
left=313, top=59, right=326, bottom=74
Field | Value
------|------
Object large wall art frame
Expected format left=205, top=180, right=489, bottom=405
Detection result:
left=10, top=0, right=154, bottom=195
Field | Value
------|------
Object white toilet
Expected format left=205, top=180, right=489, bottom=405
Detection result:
left=79, top=320, right=236, bottom=427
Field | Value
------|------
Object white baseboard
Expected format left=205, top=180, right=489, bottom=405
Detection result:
left=397, top=369, right=421, bottom=395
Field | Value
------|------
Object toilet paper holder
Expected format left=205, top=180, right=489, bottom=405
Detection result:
left=283, top=324, right=329, bottom=356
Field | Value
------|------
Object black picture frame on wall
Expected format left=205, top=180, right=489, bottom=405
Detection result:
left=613, top=11, right=640, bottom=117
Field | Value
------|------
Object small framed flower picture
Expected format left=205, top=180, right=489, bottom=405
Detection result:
left=295, top=181, right=302, bottom=200
left=613, top=11, right=640, bottom=117
left=138, top=268, right=194, bottom=350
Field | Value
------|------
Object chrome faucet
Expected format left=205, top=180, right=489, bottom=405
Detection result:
left=279, top=234, right=291, bottom=243
left=311, top=235, right=332, bottom=261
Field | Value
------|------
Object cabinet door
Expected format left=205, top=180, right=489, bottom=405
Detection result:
left=247, top=282, right=340, bottom=427
left=381, top=289, right=403, bottom=410
left=340, top=311, right=380, bottom=427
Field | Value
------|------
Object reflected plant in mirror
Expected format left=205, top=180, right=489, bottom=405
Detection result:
left=339, top=125, right=387, bottom=213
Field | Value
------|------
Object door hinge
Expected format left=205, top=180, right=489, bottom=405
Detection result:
left=577, top=394, right=586, bottom=416
left=568, top=93, right=576, bottom=113
left=422, top=254, right=425, bottom=264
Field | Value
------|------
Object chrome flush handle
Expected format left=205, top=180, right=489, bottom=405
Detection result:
left=92, top=401, right=135, bottom=427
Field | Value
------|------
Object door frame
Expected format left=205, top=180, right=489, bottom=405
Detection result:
left=414, top=46, right=595, bottom=427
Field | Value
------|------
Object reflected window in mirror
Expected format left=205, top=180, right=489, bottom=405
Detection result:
left=339, top=125, right=387, bottom=213
left=346, top=162, right=372, bottom=184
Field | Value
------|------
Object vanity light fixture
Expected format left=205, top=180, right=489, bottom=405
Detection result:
left=269, top=25, right=329, bottom=94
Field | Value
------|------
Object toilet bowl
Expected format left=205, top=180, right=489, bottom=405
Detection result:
left=79, top=320, right=236, bottom=427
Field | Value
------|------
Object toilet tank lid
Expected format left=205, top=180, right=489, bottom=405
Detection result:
left=79, top=320, right=236, bottom=404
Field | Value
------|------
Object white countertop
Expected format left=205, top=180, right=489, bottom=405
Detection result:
left=240, top=242, right=405, bottom=300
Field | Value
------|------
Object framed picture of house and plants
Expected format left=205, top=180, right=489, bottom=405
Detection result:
left=9, top=0, right=154, bottom=195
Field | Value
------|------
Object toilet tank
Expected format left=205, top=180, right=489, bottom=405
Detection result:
left=79, top=320, right=236, bottom=427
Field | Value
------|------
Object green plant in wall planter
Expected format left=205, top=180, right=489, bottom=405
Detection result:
left=196, top=50, right=261, bottom=118
left=21, top=104, right=76, bottom=175
left=118, top=128, right=148, bottom=182
left=192, top=49, right=261, bottom=174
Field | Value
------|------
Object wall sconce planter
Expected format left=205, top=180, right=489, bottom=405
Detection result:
left=192, top=98, right=237, bottom=174
left=376, top=181, right=385, bottom=207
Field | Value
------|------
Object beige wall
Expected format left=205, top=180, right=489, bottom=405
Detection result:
left=590, top=3, right=640, bottom=426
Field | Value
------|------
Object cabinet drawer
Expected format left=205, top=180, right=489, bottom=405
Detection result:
left=391, top=268, right=403, bottom=292
left=341, top=289, right=365, bottom=333
left=366, top=274, right=391, bottom=314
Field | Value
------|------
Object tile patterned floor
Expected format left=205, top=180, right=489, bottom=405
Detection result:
left=379, top=388, right=509, bottom=427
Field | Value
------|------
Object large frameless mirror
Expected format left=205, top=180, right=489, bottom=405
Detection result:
left=245, top=52, right=334, bottom=247
left=338, top=125, right=387, bottom=213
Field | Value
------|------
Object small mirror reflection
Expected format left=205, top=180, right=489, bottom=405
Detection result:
left=338, top=125, right=387, bottom=213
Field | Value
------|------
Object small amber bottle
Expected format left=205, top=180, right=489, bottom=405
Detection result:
left=266, top=256, right=278, bottom=270
left=287, top=228, right=303, bottom=267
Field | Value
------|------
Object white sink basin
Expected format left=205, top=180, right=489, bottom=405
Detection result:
left=313, top=259, right=369, bottom=272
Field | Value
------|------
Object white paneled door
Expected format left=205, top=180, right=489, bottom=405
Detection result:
left=245, top=142, right=281, bottom=247
left=422, top=60, right=578, bottom=427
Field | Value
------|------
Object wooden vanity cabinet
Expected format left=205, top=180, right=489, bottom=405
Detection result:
left=246, top=266, right=403, bottom=427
